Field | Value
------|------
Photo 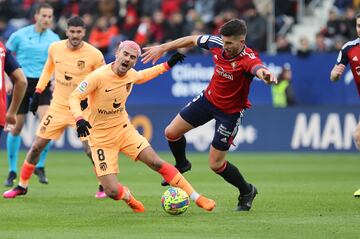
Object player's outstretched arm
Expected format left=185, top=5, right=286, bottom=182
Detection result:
left=141, top=35, right=198, bottom=64
left=136, top=52, right=186, bottom=84
left=256, top=68, right=277, bottom=85
left=330, top=64, right=345, bottom=82
left=6, top=68, right=27, bottom=126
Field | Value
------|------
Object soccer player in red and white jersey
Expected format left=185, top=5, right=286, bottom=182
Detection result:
left=330, top=13, right=360, bottom=198
left=0, top=41, right=27, bottom=138
left=142, top=19, right=277, bottom=211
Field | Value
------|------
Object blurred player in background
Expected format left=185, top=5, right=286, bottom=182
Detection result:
left=68, top=41, right=216, bottom=212
left=0, top=41, right=27, bottom=137
left=3, top=16, right=106, bottom=199
left=4, top=3, right=60, bottom=186
left=330, top=12, right=360, bottom=198
left=142, top=19, right=277, bottom=211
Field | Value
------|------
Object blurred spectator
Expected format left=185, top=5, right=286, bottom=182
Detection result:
left=296, top=36, right=312, bottom=58
left=314, top=33, right=331, bottom=52
left=0, top=17, right=16, bottom=42
left=324, top=7, right=342, bottom=38
left=134, top=16, right=152, bottom=46
left=333, top=0, right=353, bottom=12
left=98, top=0, right=119, bottom=17
left=340, top=7, right=357, bottom=39
left=164, top=12, right=185, bottom=42
left=233, top=0, right=256, bottom=16
left=161, top=0, right=183, bottom=19
left=140, top=0, right=162, bottom=17
left=79, top=0, right=97, bottom=16
left=195, top=0, right=215, bottom=25
left=214, top=0, right=235, bottom=16
left=274, top=0, right=295, bottom=35
left=150, top=10, right=169, bottom=44
left=271, top=63, right=296, bottom=108
left=120, top=11, right=138, bottom=40
left=89, top=16, right=119, bottom=54
left=276, top=35, right=292, bottom=53
left=243, top=5, right=267, bottom=52
left=0, top=0, right=16, bottom=20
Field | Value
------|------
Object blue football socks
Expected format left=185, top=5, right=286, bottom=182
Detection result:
left=6, top=133, right=21, bottom=173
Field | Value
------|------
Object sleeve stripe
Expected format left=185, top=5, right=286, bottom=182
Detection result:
left=209, top=37, right=223, bottom=46
left=251, top=64, right=266, bottom=75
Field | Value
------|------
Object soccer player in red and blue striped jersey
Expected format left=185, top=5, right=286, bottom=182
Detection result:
left=330, top=13, right=360, bottom=198
left=142, top=19, right=277, bottom=211
left=0, top=41, right=27, bottom=138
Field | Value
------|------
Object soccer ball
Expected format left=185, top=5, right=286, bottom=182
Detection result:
left=161, top=187, right=190, bottom=215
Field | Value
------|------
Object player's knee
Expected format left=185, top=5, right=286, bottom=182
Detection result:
left=11, top=126, right=22, bottom=135
left=164, top=126, right=173, bottom=140
left=208, top=156, right=224, bottom=172
left=164, top=126, right=181, bottom=141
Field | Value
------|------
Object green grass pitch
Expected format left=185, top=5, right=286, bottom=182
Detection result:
left=0, top=151, right=359, bottom=239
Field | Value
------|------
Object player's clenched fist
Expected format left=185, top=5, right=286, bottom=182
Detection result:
left=333, top=64, right=346, bottom=75
left=76, top=119, right=92, bottom=137
left=330, top=64, right=346, bottom=81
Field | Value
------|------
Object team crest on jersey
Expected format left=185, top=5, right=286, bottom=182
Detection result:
left=77, top=60, right=85, bottom=70
left=231, top=61, right=238, bottom=69
left=40, top=126, right=46, bottom=134
left=126, top=83, right=131, bottom=92
left=353, top=56, right=358, bottom=61
left=99, top=162, right=107, bottom=171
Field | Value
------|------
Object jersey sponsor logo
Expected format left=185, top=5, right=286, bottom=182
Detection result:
left=215, top=65, right=233, bottom=80
left=113, top=99, right=121, bottom=108
left=99, top=162, right=107, bottom=171
left=78, top=81, right=88, bottom=93
left=97, top=108, right=123, bottom=115
left=353, top=56, right=359, bottom=61
left=105, top=88, right=114, bottom=92
left=77, top=60, right=85, bottom=70
left=136, top=142, right=143, bottom=149
left=64, top=72, right=73, bottom=81
left=199, top=35, right=210, bottom=44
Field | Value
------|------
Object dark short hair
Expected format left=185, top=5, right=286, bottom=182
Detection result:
left=67, top=16, right=85, bottom=28
left=35, top=3, right=53, bottom=14
left=219, top=19, right=247, bottom=36
left=356, top=12, right=360, bottom=19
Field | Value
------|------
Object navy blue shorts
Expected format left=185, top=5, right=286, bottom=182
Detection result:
left=9, top=78, right=52, bottom=114
left=179, top=92, right=244, bottom=151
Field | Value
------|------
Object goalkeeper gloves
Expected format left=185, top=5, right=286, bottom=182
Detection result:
left=167, top=52, right=186, bottom=68
left=76, top=119, right=92, bottom=137
left=30, top=92, right=41, bottom=115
